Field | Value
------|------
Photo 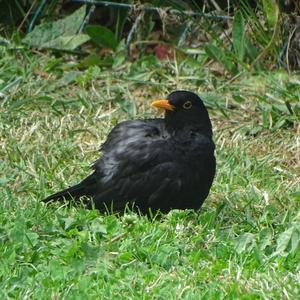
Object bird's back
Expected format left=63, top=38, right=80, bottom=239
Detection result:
left=91, top=119, right=215, bottom=213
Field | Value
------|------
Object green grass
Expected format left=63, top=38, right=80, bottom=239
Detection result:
left=0, top=46, right=299, bottom=299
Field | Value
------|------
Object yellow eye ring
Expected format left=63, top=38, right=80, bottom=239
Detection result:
left=183, top=101, right=192, bottom=109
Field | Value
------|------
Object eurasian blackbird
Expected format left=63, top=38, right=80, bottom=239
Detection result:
left=44, top=91, right=216, bottom=214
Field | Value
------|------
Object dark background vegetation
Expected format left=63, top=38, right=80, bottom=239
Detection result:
left=1, top=0, right=300, bottom=128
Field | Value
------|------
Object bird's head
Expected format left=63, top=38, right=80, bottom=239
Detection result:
left=151, top=90, right=212, bottom=137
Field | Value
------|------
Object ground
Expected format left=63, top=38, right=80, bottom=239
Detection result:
left=0, top=48, right=299, bottom=299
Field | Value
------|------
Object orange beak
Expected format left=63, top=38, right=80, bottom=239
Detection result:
left=151, top=99, right=175, bottom=111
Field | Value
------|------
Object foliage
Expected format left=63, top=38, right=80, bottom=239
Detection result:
left=0, top=1, right=283, bottom=69
left=1, top=0, right=295, bottom=78
left=0, top=47, right=299, bottom=298
left=86, top=25, right=118, bottom=51
left=204, top=0, right=280, bottom=74
left=23, top=5, right=89, bottom=50
left=0, top=1, right=300, bottom=298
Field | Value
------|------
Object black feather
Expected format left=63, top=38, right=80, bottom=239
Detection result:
left=44, top=91, right=216, bottom=214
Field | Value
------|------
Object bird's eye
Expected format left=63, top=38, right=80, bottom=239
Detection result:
left=183, top=101, right=192, bottom=109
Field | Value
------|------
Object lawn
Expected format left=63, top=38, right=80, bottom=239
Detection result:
left=0, top=46, right=299, bottom=299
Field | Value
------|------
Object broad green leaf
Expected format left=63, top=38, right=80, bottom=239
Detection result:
left=234, top=232, right=255, bottom=254
left=63, top=216, right=77, bottom=230
left=23, top=5, right=86, bottom=48
left=204, top=43, right=238, bottom=75
left=112, top=51, right=126, bottom=68
left=262, top=0, right=278, bottom=28
left=43, top=34, right=90, bottom=50
left=258, top=228, right=272, bottom=251
left=86, top=25, right=119, bottom=50
left=245, top=37, right=258, bottom=62
left=272, top=226, right=297, bottom=257
left=25, top=232, right=39, bottom=247
left=291, top=228, right=300, bottom=254
left=57, top=72, right=81, bottom=87
left=90, top=220, right=107, bottom=234
left=233, top=10, right=245, bottom=61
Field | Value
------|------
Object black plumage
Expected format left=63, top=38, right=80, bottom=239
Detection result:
left=44, top=91, right=216, bottom=214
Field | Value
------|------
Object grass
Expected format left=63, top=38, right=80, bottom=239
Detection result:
left=0, top=46, right=299, bottom=299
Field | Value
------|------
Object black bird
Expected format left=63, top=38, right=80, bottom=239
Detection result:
left=44, top=91, right=216, bottom=214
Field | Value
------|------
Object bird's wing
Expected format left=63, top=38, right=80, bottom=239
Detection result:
left=92, top=120, right=185, bottom=212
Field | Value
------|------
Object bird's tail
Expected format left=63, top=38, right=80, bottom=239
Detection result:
left=43, top=172, right=98, bottom=203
